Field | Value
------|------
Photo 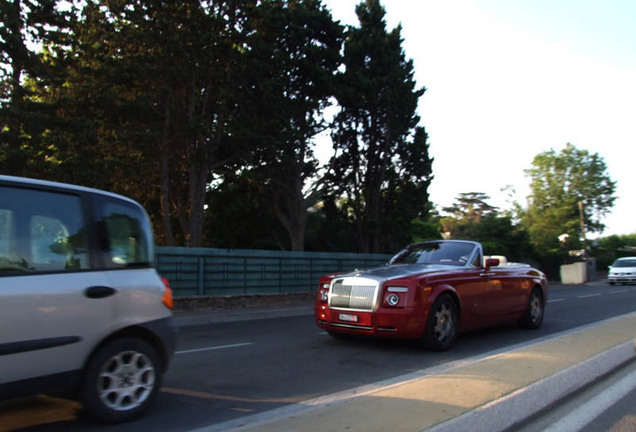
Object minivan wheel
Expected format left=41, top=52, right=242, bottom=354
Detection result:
left=81, top=338, right=162, bottom=424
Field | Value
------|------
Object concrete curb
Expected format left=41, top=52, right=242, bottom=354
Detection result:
left=426, top=339, right=636, bottom=432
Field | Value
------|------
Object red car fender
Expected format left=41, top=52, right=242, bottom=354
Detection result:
left=424, top=284, right=463, bottom=321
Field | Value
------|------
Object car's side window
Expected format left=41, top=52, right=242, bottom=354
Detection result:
left=470, top=251, right=482, bottom=267
left=0, top=186, right=89, bottom=274
left=97, top=199, right=152, bottom=268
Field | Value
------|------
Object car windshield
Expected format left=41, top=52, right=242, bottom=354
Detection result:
left=612, top=259, right=636, bottom=268
left=390, top=241, right=477, bottom=266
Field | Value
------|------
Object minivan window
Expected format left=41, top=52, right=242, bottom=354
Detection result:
left=0, top=209, right=13, bottom=266
left=0, top=186, right=89, bottom=273
left=97, top=199, right=153, bottom=268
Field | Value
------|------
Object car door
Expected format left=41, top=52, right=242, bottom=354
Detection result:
left=479, top=265, right=527, bottom=316
left=0, top=272, right=115, bottom=384
left=453, top=268, right=503, bottom=321
left=458, top=255, right=518, bottom=320
left=0, top=185, right=115, bottom=386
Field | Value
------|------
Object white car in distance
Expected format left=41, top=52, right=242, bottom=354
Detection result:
left=608, top=257, right=636, bottom=285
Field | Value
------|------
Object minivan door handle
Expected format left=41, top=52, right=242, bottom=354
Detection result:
left=84, top=286, right=117, bottom=299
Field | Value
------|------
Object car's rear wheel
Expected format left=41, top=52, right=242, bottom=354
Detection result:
left=81, top=337, right=162, bottom=424
left=519, top=287, right=544, bottom=329
left=424, top=293, right=458, bottom=351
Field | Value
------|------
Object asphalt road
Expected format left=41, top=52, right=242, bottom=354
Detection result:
left=1, top=283, right=635, bottom=432
left=581, top=383, right=636, bottom=432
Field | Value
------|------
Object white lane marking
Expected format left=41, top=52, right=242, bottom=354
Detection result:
left=609, top=289, right=629, bottom=294
left=577, top=293, right=602, bottom=299
left=542, top=367, right=636, bottom=432
left=548, top=298, right=565, bottom=303
left=176, top=343, right=252, bottom=355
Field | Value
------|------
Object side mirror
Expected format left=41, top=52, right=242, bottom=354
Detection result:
left=485, top=258, right=500, bottom=270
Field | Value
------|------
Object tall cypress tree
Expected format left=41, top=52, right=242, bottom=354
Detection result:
left=246, top=0, right=343, bottom=251
left=329, top=0, right=431, bottom=253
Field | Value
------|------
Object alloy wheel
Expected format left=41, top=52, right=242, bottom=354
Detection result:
left=97, top=350, right=156, bottom=411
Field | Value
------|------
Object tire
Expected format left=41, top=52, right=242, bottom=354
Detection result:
left=609, top=281, right=615, bottom=286
left=519, top=287, right=544, bottom=329
left=423, top=293, right=459, bottom=351
left=81, top=337, right=162, bottom=424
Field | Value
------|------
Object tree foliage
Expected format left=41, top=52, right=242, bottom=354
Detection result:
left=245, top=0, right=343, bottom=250
left=0, top=0, right=76, bottom=176
left=441, top=192, right=497, bottom=233
left=1, top=0, right=435, bottom=253
left=523, top=143, right=616, bottom=252
left=16, top=0, right=260, bottom=246
left=440, top=192, right=534, bottom=262
left=328, top=0, right=431, bottom=253
left=591, top=233, right=636, bottom=271
left=89, top=0, right=254, bottom=247
left=203, top=170, right=285, bottom=250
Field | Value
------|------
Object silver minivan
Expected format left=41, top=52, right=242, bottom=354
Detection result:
left=0, top=175, right=176, bottom=423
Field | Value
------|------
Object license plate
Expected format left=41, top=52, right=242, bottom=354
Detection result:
left=339, top=313, right=358, bottom=322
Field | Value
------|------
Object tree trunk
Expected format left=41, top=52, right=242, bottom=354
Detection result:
left=159, top=92, right=175, bottom=246
left=187, top=158, right=207, bottom=248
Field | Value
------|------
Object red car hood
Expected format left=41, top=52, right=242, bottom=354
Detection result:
left=337, top=264, right=461, bottom=281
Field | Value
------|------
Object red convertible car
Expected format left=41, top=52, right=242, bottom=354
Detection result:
left=315, top=240, right=547, bottom=351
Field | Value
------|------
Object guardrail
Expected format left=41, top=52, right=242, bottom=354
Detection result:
left=157, top=247, right=392, bottom=297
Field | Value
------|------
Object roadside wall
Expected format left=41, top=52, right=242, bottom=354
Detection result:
left=157, top=247, right=392, bottom=297
left=559, top=259, right=597, bottom=284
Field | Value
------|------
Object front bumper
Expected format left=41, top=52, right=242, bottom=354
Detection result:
left=608, top=275, right=636, bottom=284
left=315, top=304, right=426, bottom=339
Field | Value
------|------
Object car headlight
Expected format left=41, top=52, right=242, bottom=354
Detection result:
left=384, top=286, right=408, bottom=307
left=386, top=294, right=400, bottom=306
left=319, top=282, right=330, bottom=302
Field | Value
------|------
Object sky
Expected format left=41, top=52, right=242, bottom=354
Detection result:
left=321, top=0, right=636, bottom=237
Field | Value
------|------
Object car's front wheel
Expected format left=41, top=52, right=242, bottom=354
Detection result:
left=81, top=337, right=162, bottom=424
left=424, top=293, right=458, bottom=351
left=519, top=287, right=544, bottom=329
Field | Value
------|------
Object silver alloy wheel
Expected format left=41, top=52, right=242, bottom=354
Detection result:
left=529, top=291, right=543, bottom=325
left=434, top=303, right=455, bottom=343
left=98, top=350, right=156, bottom=411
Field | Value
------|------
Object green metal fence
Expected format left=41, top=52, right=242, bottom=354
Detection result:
left=157, top=247, right=392, bottom=297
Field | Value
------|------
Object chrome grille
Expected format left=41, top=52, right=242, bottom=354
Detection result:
left=329, top=278, right=379, bottom=311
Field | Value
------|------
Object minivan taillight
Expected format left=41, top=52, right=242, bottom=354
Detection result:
left=161, top=277, right=174, bottom=309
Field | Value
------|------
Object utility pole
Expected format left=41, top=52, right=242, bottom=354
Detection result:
left=578, top=201, right=587, bottom=256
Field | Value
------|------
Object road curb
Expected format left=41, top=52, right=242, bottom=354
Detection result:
left=426, top=339, right=636, bottom=432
